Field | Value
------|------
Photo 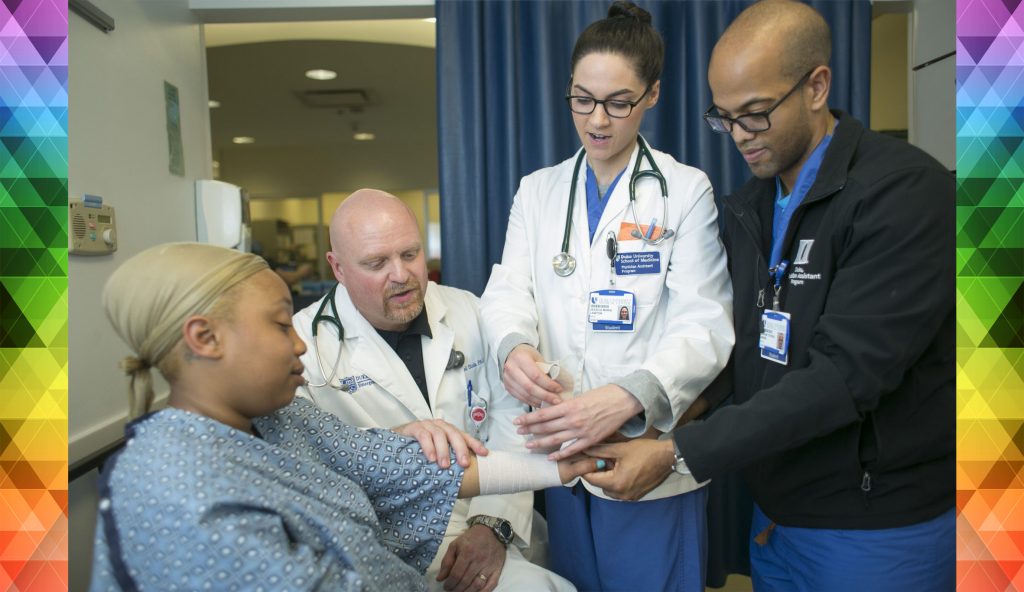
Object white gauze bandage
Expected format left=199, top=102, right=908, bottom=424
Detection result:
left=477, top=450, right=563, bottom=496
left=536, top=361, right=574, bottom=396
left=535, top=361, right=578, bottom=452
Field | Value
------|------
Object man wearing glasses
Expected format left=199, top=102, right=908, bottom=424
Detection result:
left=584, top=1, right=954, bottom=590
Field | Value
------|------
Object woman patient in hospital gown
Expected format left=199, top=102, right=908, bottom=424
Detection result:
left=89, top=243, right=600, bottom=591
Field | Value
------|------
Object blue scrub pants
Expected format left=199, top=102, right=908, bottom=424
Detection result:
left=545, top=483, right=708, bottom=592
left=750, top=505, right=955, bottom=592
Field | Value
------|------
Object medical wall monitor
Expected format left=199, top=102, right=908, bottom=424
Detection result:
left=195, top=179, right=247, bottom=249
left=69, top=195, right=118, bottom=256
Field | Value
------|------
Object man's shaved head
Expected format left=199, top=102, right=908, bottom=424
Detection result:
left=329, top=188, right=418, bottom=255
left=325, top=189, right=427, bottom=331
left=714, top=0, right=831, bottom=83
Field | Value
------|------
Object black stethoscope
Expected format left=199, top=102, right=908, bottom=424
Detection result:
left=552, top=136, right=675, bottom=278
left=306, top=284, right=465, bottom=390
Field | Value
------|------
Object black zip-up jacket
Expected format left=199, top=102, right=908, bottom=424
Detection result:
left=674, top=112, right=954, bottom=529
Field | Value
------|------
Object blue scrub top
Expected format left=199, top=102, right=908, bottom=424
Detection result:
left=585, top=163, right=626, bottom=244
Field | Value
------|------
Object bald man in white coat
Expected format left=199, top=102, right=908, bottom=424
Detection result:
left=294, top=189, right=573, bottom=592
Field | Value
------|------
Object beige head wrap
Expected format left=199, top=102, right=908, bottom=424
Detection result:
left=102, top=242, right=269, bottom=417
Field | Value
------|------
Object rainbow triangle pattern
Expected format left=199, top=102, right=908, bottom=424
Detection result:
left=958, top=0, right=1024, bottom=591
left=0, top=0, right=67, bottom=590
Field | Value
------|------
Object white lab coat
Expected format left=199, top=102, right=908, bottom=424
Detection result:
left=294, top=282, right=574, bottom=592
left=480, top=139, right=735, bottom=501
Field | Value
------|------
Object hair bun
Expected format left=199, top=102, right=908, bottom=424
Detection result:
left=607, top=1, right=652, bottom=25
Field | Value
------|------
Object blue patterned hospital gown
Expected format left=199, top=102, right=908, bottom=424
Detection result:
left=90, top=397, right=464, bottom=591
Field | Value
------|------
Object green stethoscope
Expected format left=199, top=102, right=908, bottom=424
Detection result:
left=552, top=136, right=674, bottom=277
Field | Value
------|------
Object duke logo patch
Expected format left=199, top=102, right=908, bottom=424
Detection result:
left=793, top=239, right=814, bottom=265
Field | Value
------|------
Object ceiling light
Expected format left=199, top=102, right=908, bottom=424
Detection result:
left=208, top=99, right=221, bottom=108
left=353, top=132, right=375, bottom=141
left=232, top=136, right=255, bottom=144
left=305, top=69, right=337, bottom=81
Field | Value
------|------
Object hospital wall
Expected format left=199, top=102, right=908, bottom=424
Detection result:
left=68, top=0, right=211, bottom=587
left=909, top=0, right=955, bottom=169
left=870, top=12, right=908, bottom=132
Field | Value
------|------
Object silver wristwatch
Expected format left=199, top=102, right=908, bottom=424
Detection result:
left=671, top=439, right=691, bottom=475
left=468, top=515, right=514, bottom=546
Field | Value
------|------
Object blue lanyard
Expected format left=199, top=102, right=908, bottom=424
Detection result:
left=769, top=131, right=834, bottom=277
left=585, top=164, right=626, bottom=243
left=766, top=128, right=834, bottom=309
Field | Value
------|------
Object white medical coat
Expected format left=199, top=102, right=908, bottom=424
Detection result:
left=480, top=140, right=735, bottom=501
left=294, top=282, right=536, bottom=547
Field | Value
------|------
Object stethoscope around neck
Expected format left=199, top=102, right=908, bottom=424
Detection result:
left=306, top=284, right=465, bottom=390
left=552, top=136, right=675, bottom=277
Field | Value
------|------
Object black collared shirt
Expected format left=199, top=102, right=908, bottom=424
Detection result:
left=376, top=308, right=433, bottom=407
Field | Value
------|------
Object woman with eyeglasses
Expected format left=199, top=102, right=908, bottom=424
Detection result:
left=479, top=2, right=734, bottom=591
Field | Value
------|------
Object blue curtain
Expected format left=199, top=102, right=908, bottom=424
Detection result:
left=436, top=1, right=871, bottom=586
left=437, top=0, right=870, bottom=295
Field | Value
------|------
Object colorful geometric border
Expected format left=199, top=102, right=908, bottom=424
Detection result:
left=0, top=0, right=1016, bottom=590
left=0, top=1, right=68, bottom=590
left=956, top=0, right=1024, bottom=590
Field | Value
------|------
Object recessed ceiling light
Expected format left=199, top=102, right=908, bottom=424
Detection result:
left=353, top=132, right=375, bottom=141
left=232, top=136, right=255, bottom=144
left=422, top=18, right=436, bottom=23
left=305, top=69, right=337, bottom=81
left=208, top=99, right=221, bottom=108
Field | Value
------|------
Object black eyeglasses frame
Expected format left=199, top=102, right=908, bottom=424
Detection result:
left=564, top=80, right=652, bottom=119
left=703, top=68, right=817, bottom=134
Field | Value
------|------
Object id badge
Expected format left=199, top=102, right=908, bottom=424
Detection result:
left=759, top=310, right=791, bottom=365
left=588, top=289, right=636, bottom=332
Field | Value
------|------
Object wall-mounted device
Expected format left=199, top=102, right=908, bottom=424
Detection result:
left=195, top=179, right=250, bottom=251
left=69, top=195, right=117, bottom=256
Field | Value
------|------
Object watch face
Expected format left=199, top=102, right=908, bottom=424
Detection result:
left=497, top=521, right=513, bottom=542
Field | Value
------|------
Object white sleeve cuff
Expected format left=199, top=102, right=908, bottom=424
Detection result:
left=496, top=333, right=533, bottom=379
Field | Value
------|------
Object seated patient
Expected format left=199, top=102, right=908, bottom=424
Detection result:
left=89, top=243, right=600, bottom=591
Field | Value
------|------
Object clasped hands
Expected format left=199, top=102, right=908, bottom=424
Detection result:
left=394, top=343, right=683, bottom=500
left=504, top=344, right=678, bottom=500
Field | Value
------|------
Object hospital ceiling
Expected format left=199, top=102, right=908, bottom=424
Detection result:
left=204, top=20, right=439, bottom=198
